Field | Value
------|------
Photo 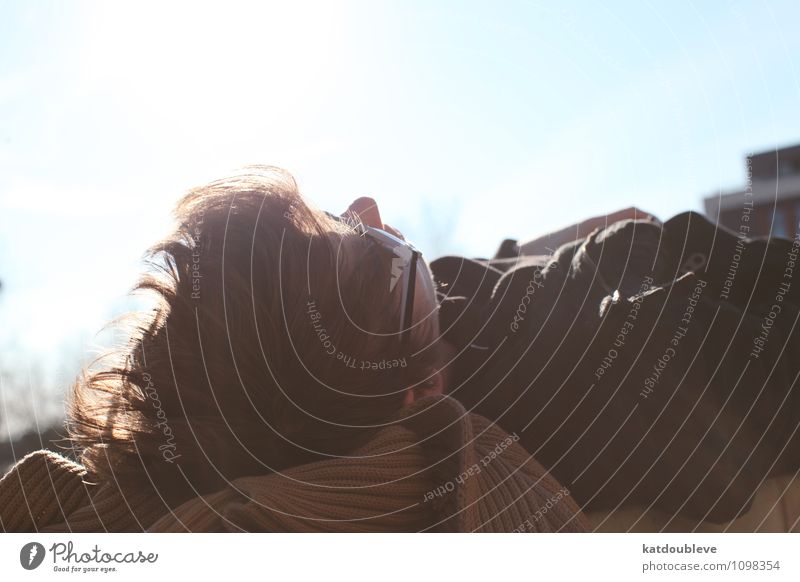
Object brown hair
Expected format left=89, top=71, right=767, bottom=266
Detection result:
left=68, top=166, right=441, bottom=508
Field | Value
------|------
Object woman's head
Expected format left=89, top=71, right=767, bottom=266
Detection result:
left=337, top=195, right=446, bottom=402
left=70, top=166, right=444, bottom=506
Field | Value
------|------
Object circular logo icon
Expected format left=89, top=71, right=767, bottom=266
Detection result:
left=20, top=542, right=46, bottom=570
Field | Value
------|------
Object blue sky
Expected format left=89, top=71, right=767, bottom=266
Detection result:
left=1, top=0, right=799, bottom=413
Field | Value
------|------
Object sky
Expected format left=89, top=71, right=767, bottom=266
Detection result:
left=1, top=0, right=799, bottom=426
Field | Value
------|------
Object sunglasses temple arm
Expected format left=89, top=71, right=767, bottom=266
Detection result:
left=400, top=251, right=419, bottom=347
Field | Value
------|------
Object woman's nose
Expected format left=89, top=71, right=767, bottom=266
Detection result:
left=345, top=197, right=383, bottom=229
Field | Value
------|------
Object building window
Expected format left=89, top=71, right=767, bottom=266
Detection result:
left=779, top=159, right=797, bottom=177
left=773, top=206, right=789, bottom=238
left=793, top=199, right=800, bottom=235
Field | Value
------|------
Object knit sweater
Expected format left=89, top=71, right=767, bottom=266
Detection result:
left=0, top=395, right=588, bottom=532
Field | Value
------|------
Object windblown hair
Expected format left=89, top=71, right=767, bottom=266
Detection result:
left=69, top=167, right=441, bottom=510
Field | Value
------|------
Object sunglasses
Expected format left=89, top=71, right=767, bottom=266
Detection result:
left=325, top=211, right=421, bottom=348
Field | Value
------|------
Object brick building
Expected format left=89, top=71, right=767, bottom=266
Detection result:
left=704, top=144, right=800, bottom=238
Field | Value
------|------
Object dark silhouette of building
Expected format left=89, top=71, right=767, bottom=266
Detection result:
left=704, top=144, right=800, bottom=238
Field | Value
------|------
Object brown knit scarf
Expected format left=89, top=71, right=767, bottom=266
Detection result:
left=0, top=396, right=588, bottom=532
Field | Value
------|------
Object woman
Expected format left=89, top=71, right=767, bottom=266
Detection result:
left=0, top=167, right=586, bottom=533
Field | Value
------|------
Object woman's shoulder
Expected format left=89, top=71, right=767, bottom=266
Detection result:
left=0, top=449, right=88, bottom=532
left=148, top=396, right=589, bottom=532
left=396, top=395, right=589, bottom=532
